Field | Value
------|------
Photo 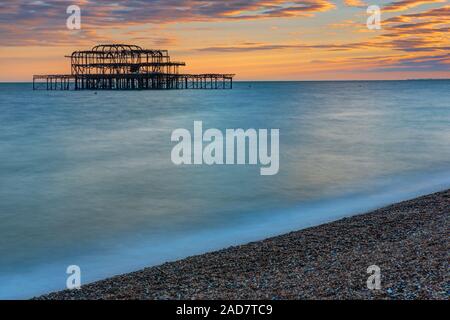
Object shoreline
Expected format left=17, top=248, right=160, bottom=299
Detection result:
left=37, top=189, right=449, bottom=300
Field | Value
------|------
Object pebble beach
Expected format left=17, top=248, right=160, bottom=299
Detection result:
left=37, top=189, right=449, bottom=300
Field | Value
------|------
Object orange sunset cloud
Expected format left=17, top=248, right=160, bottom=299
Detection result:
left=0, top=0, right=448, bottom=81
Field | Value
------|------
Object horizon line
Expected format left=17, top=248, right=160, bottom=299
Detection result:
left=2, top=78, right=450, bottom=84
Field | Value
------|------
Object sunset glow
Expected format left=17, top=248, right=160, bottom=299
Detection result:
left=0, top=0, right=449, bottom=81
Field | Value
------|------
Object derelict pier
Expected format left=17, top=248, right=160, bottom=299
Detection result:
left=33, top=44, right=234, bottom=91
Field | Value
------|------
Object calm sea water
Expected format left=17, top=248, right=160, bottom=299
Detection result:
left=0, top=81, right=449, bottom=298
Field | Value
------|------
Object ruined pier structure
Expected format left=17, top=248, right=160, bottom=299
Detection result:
left=33, top=44, right=234, bottom=90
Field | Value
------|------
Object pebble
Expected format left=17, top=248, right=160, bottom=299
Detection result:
left=36, top=189, right=450, bottom=300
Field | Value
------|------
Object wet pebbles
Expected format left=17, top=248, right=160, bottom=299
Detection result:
left=37, top=190, right=449, bottom=300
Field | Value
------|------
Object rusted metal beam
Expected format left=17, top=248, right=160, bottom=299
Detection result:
left=33, top=44, right=235, bottom=91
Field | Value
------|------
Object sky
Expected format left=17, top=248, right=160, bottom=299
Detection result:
left=0, top=0, right=449, bottom=81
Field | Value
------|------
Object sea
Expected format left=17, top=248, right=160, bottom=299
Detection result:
left=0, top=80, right=449, bottom=298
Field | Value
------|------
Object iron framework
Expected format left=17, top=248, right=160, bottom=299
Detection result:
left=33, top=44, right=234, bottom=90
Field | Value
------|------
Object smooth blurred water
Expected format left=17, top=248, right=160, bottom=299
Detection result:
left=0, top=80, right=449, bottom=298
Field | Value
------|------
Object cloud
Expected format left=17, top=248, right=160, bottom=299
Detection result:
left=0, top=1, right=448, bottom=78
left=195, top=41, right=373, bottom=53
left=357, top=53, right=450, bottom=72
left=343, top=0, right=367, bottom=8
left=309, top=52, right=450, bottom=73
left=196, top=43, right=306, bottom=53
left=384, top=4, right=450, bottom=23
left=383, top=0, right=446, bottom=12
left=0, top=0, right=336, bottom=46
left=193, top=2, right=449, bottom=75
left=195, top=34, right=448, bottom=54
